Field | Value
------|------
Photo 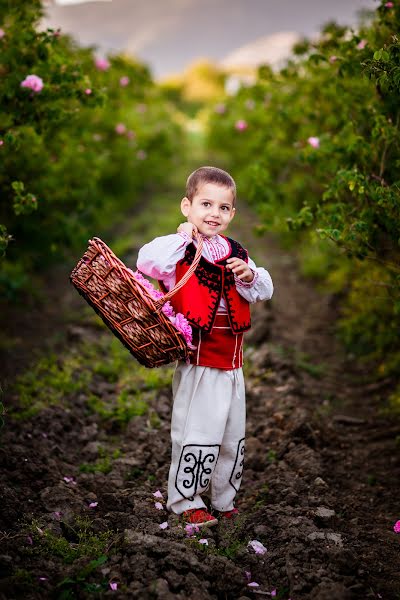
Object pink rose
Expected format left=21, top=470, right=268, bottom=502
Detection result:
left=329, top=55, right=338, bottom=63
left=357, top=39, right=368, bottom=49
left=214, top=103, right=226, bottom=114
left=85, top=88, right=92, bottom=95
left=115, top=123, right=127, bottom=135
left=393, top=520, right=400, bottom=533
left=174, top=313, right=193, bottom=346
left=20, top=74, right=44, bottom=93
left=307, top=136, right=320, bottom=148
left=119, top=76, right=130, bottom=86
left=235, top=119, right=247, bottom=131
left=385, top=2, right=394, bottom=7
left=95, top=57, right=110, bottom=71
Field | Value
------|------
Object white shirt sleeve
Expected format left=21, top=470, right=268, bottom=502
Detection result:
left=136, top=233, right=191, bottom=280
left=234, top=255, right=274, bottom=303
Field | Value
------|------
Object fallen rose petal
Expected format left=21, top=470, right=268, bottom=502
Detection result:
left=271, top=589, right=277, bottom=597
left=89, top=502, right=98, bottom=508
left=154, top=501, right=163, bottom=510
left=63, top=476, right=74, bottom=483
left=53, top=511, right=62, bottom=520
left=109, top=582, right=118, bottom=590
left=39, top=577, right=48, bottom=581
left=198, top=538, right=208, bottom=545
left=159, top=521, right=169, bottom=529
left=153, top=490, right=163, bottom=498
left=248, top=539, right=267, bottom=555
left=185, top=523, right=200, bottom=536
left=26, top=535, right=33, bottom=545
left=393, top=520, right=400, bottom=533
left=248, top=582, right=259, bottom=587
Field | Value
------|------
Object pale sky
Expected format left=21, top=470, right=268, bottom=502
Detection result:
left=43, top=0, right=377, bottom=79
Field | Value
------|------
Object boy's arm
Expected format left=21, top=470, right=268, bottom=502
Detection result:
left=234, top=256, right=274, bottom=303
left=136, top=233, right=192, bottom=279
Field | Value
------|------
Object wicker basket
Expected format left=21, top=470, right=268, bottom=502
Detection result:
left=70, top=235, right=203, bottom=368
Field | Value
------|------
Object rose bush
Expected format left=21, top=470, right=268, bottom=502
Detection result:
left=0, top=0, right=182, bottom=297
left=206, top=1, right=400, bottom=380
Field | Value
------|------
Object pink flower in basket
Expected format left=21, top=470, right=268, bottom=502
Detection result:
left=130, top=270, right=195, bottom=347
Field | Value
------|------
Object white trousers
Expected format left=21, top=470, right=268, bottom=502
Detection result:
left=166, top=361, right=246, bottom=515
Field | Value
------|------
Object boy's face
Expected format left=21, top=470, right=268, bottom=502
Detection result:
left=181, top=182, right=235, bottom=239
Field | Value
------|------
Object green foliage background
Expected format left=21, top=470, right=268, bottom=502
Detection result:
left=0, top=0, right=182, bottom=297
left=206, top=2, right=400, bottom=379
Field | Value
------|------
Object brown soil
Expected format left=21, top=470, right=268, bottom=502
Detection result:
left=0, top=214, right=399, bottom=599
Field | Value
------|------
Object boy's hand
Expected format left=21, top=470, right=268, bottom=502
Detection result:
left=226, top=257, right=254, bottom=283
left=177, top=222, right=198, bottom=238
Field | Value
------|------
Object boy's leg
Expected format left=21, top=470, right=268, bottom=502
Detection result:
left=210, top=368, right=246, bottom=512
left=166, top=362, right=234, bottom=515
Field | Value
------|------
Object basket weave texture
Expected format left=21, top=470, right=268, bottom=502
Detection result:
left=70, top=236, right=202, bottom=368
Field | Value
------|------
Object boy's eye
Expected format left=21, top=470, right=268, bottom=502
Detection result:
left=202, top=202, right=211, bottom=207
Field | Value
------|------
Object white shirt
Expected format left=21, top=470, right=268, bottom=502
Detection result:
left=136, top=232, right=274, bottom=312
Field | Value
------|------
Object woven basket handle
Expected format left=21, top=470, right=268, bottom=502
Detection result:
left=154, top=231, right=204, bottom=308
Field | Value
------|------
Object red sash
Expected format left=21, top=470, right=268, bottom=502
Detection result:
left=189, top=313, right=243, bottom=370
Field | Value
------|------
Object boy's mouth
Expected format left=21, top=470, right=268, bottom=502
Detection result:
left=205, top=221, right=220, bottom=226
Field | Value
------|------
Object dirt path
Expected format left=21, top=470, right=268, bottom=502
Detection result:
left=0, top=192, right=399, bottom=599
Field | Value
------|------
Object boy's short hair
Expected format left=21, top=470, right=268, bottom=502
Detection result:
left=186, top=166, right=236, bottom=207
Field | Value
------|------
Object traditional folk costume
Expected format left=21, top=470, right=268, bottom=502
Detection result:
left=137, top=231, right=273, bottom=515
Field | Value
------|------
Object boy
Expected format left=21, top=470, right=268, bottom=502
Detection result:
left=137, top=166, right=273, bottom=528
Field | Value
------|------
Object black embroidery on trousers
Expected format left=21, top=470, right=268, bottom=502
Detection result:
left=175, top=444, right=220, bottom=501
left=229, top=438, right=245, bottom=492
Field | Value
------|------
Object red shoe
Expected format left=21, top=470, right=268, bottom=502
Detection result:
left=182, top=508, right=218, bottom=528
left=218, top=507, right=239, bottom=519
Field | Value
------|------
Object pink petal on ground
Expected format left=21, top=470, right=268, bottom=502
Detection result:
left=89, top=502, right=98, bottom=508
left=248, top=582, right=259, bottom=587
left=53, top=511, right=62, bottom=520
left=248, top=539, right=267, bottom=555
left=393, top=520, right=400, bottom=533
left=198, top=538, right=208, bottom=545
left=244, top=570, right=252, bottom=582
left=39, top=577, right=48, bottom=581
left=153, top=490, right=163, bottom=498
left=154, top=502, right=163, bottom=510
left=159, top=521, right=169, bottom=529
left=185, top=523, right=200, bottom=536
left=26, top=535, right=33, bottom=545
left=271, top=589, right=277, bottom=597
left=109, top=582, right=118, bottom=590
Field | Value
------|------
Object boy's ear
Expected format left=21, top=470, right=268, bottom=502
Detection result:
left=229, top=207, right=236, bottom=223
left=181, top=196, right=191, bottom=217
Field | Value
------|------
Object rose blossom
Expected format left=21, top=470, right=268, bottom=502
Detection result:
left=357, top=39, right=368, bottom=50
left=307, top=136, right=320, bottom=148
left=120, top=76, right=130, bottom=86
left=95, top=57, right=110, bottom=70
left=21, top=74, right=43, bottom=93
left=235, top=119, right=247, bottom=131
left=115, top=123, right=127, bottom=135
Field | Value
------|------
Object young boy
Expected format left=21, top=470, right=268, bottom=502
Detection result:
left=137, top=166, right=273, bottom=528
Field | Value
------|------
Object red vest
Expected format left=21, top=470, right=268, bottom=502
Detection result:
left=159, top=236, right=251, bottom=334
